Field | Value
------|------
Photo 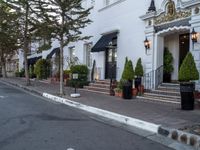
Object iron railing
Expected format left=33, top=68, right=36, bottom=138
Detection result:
left=142, top=65, right=163, bottom=90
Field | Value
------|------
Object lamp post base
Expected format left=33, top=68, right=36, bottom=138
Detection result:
left=70, top=93, right=81, bottom=98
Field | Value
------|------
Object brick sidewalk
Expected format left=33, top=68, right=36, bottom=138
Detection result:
left=1, top=77, right=200, bottom=130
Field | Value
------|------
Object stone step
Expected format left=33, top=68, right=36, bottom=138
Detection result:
left=95, top=80, right=111, bottom=85
left=138, top=96, right=181, bottom=104
left=80, top=88, right=110, bottom=95
left=84, top=85, right=110, bottom=93
left=157, top=85, right=180, bottom=91
left=148, top=89, right=180, bottom=97
left=144, top=92, right=181, bottom=100
left=159, top=83, right=180, bottom=89
left=89, top=83, right=110, bottom=88
left=161, top=83, right=180, bottom=87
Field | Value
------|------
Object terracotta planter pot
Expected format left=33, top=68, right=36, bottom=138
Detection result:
left=115, top=92, right=123, bottom=97
left=138, top=85, right=144, bottom=95
left=132, top=88, right=138, bottom=97
left=118, top=92, right=123, bottom=97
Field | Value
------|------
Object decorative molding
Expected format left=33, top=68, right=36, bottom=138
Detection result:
left=155, top=9, right=191, bottom=25
left=140, top=0, right=199, bottom=21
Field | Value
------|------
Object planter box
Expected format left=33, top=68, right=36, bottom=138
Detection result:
left=115, top=92, right=123, bottom=97
left=180, top=82, right=195, bottom=110
left=132, top=88, right=138, bottom=97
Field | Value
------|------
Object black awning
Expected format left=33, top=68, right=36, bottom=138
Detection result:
left=154, top=18, right=190, bottom=33
left=28, top=56, right=42, bottom=66
left=91, top=32, right=118, bottom=52
left=46, top=47, right=60, bottom=59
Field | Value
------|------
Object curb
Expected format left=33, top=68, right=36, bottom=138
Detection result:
left=43, top=93, right=160, bottom=133
left=0, top=80, right=42, bottom=96
left=158, top=126, right=200, bottom=149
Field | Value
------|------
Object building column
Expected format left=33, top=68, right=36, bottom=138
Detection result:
left=190, top=6, right=200, bottom=89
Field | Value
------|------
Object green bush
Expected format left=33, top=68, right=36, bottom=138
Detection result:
left=69, top=65, right=89, bottom=88
left=29, top=65, right=36, bottom=78
left=34, top=59, right=51, bottom=79
left=63, top=70, right=71, bottom=79
left=178, top=52, right=199, bottom=82
left=16, top=68, right=25, bottom=77
left=164, top=48, right=174, bottom=74
left=15, top=70, right=20, bottom=77
left=122, top=58, right=134, bottom=80
left=135, top=58, right=144, bottom=77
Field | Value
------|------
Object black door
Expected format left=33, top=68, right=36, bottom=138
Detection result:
left=179, top=33, right=189, bottom=67
left=105, top=48, right=117, bottom=79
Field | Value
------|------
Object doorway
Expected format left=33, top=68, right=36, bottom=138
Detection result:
left=105, top=47, right=117, bottom=79
left=179, top=33, right=189, bottom=67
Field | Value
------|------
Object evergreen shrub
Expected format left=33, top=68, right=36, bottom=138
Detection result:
left=164, top=48, right=173, bottom=74
left=34, top=59, right=51, bottom=79
left=178, top=52, right=199, bottom=82
left=69, top=65, right=89, bottom=88
left=135, top=58, right=144, bottom=77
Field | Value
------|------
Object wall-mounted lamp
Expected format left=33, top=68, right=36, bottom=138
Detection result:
left=144, top=37, right=150, bottom=53
left=191, top=28, right=198, bottom=43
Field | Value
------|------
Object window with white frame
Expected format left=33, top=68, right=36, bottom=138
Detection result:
left=84, top=43, right=92, bottom=67
left=104, top=0, right=110, bottom=6
left=69, top=47, right=75, bottom=59
left=103, top=0, right=121, bottom=7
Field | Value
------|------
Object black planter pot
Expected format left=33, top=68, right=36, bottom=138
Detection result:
left=180, top=82, right=195, bottom=110
left=163, top=73, right=171, bottom=83
left=135, top=77, right=141, bottom=90
left=122, top=80, right=132, bottom=99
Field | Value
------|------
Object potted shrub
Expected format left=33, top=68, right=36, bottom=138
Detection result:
left=135, top=58, right=144, bottom=92
left=132, top=88, right=138, bottom=97
left=114, top=88, right=122, bottom=97
left=163, top=47, right=174, bottom=83
left=121, top=58, right=135, bottom=99
left=178, top=52, right=199, bottom=110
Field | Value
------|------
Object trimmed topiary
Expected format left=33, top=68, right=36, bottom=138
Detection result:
left=122, top=59, right=134, bottom=80
left=34, top=59, right=51, bottom=79
left=164, top=47, right=173, bottom=74
left=135, top=58, right=144, bottom=77
left=69, top=65, right=89, bottom=88
left=121, top=57, right=128, bottom=79
left=178, top=52, right=199, bottom=82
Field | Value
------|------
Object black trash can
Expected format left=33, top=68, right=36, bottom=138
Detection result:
left=180, top=82, right=195, bottom=110
left=123, top=81, right=132, bottom=99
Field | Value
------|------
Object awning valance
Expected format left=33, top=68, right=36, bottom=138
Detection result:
left=28, top=56, right=42, bottom=66
left=91, top=32, right=118, bottom=52
left=46, top=47, right=60, bottom=59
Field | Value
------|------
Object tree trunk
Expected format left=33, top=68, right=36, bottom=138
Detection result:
left=59, top=39, right=64, bottom=95
left=24, top=4, right=30, bottom=86
left=24, top=51, right=30, bottom=85
left=59, top=13, right=65, bottom=95
left=2, top=60, right=7, bottom=78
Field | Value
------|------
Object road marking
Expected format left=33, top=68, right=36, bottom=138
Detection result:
left=0, top=96, right=5, bottom=98
left=67, top=148, right=74, bottom=150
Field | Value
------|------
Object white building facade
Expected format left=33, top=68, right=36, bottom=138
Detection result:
left=62, top=0, right=200, bottom=88
left=23, top=0, right=200, bottom=89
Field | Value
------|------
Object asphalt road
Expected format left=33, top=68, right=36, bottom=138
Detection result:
left=0, top=83, right=174, bottom=150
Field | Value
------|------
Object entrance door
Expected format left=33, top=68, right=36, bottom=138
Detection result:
left=179, top=33, right=189, bottom=67
left=105, top=47, right=117, bottom=79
